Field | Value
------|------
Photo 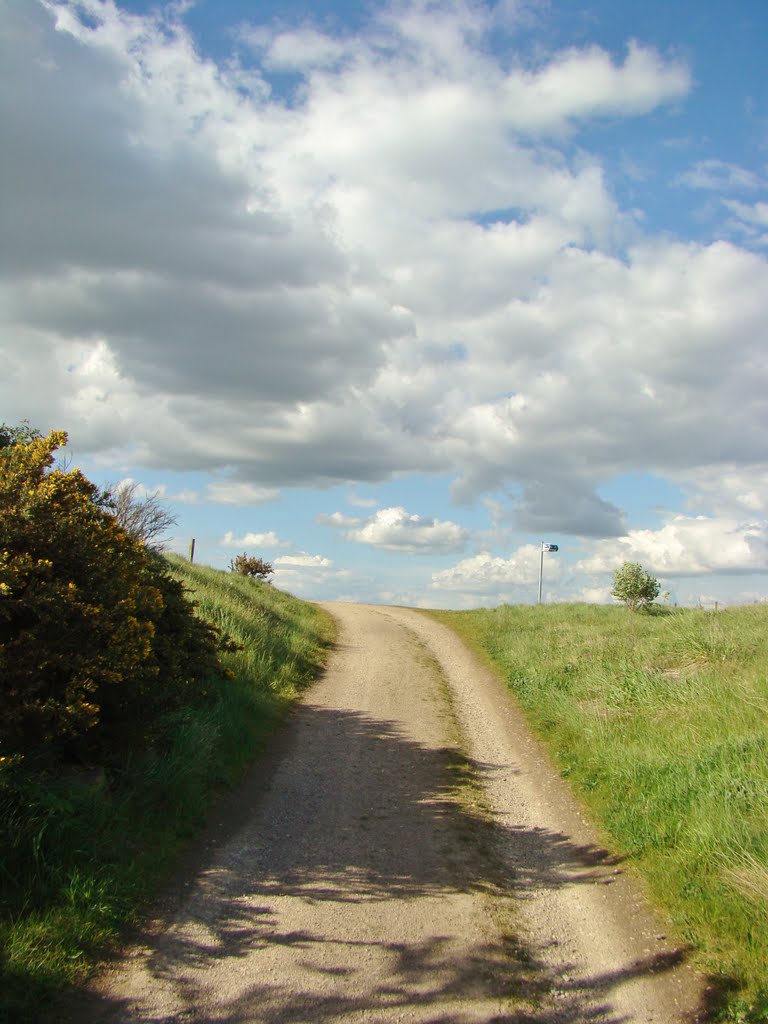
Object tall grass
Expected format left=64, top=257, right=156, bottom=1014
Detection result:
left=429, top=603, right=768, bottom=1023
left=0, top=559, right=335, bottom=1023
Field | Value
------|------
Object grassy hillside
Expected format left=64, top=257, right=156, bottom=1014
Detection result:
left=428, top=602, right=768, bottom=1023
left=0, top=559, right=335, bottom=1023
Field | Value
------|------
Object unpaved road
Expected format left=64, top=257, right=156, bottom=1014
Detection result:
left=66, top=603, right=707, bottom=1023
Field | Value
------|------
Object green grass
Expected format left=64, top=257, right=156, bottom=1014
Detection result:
left=427, top=602, right=768, bottom=1022
left=6, top=581, right=766, bottom=1021
left=0, top=559, right=335, bottom=1023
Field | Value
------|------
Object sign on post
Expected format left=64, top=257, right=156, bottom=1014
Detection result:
left=538, top=542, right=559, bottom=603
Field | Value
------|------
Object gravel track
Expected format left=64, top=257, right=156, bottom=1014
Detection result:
left=66, top=602, right=707, bottom=1024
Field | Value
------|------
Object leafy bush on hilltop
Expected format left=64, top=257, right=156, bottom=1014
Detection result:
left=0, top=428, right=225, bottom=764
left=229, top=552, right=274, bottom=581
left=611, top=560, right=660, bottom=611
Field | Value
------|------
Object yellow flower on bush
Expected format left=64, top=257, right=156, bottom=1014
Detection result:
left=0, top=427, right=226, bottom=761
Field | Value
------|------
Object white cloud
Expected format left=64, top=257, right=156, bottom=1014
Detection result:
left=107, top=475, right=200, bottom=506
left=431, top=544, right=561, bottom=591
left=2, top=0, right=766, bottom=549
left=221, top=530, right=289, bottom=548
left=677, top=464, right=768, bottom=517
left=316, top=511, right=363, bottom=528
left=725, top=199, right=768, bottom=227
left=207, top=482, right=280, bottom=505
left=734, top=592, right=768, bottom=606
left=167, top=489, right=201, bottom=505
left=347, top=493, right=378, bottom=508
left=274, top=552, right=333, bottom=568
left=576, top=516, right=768, bottom=576
left=112, top=477, right=152, bottom=499
left=259, top=27, right=350, bottom=71
left=676, top=159, right=763, bottom=192
left=675, top=161, right=768, bottom=248
left=502, top=41, right=690, bottom=133
left=439, top=239, right=768, bottom=527
left=271, top=552, right=348, bottom=600
left=722, top=199, right=768, bottom=245
left=345, top=507, right=469, bottom=554
left=574, top=584, right=613, bottom=604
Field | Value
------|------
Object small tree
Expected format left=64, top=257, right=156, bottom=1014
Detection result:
left=106, top=480, right=178, bottom=550
left=229, top=553, right=273, bottom=581
left=612, top=561, right=660, bottom=612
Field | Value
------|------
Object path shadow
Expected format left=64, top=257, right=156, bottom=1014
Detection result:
left=60, top=700, right=705, bottom=1024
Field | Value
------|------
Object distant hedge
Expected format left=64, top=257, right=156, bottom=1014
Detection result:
left=0, top=428, right=226, bottom=764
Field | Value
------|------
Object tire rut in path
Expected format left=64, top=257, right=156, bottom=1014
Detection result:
left=66, top=602, right=707, bottom=1024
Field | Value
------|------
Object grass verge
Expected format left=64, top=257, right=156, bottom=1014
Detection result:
left=0, top=558, right=335, bottom=1023
left=428, top=602, right=768, bottom=1023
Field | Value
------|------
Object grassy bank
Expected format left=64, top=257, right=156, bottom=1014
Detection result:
left=429, top=602, right=768, bottom=1023
left=0, top=559, right=335, bottom=1023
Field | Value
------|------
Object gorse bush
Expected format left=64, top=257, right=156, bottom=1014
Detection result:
left=0, top=428, right=226, bottom=764
left=0, top=555, right=335, bottom=1022
left=0, top=421, right=336, bottom=1021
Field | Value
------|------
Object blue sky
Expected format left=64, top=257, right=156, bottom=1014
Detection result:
left=2, top=0, right=768, bottom=608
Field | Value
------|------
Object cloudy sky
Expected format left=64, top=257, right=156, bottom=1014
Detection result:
left=3, top=0, right=768, bottom=609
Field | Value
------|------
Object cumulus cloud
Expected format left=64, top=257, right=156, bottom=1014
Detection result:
left=574, top=584, right=613, bottom=604
left=347, top=494, right=378, bottom=508
left=221, top=530, right=290, bottom=548
left=253, top=27, right=351, bottom=71
left=4, top=0, right=767, bottom=545
left=106, top=475, right=198, bottom=506
left=344, top=507, right=470, bottom=554
left=678, top=465, right=768, bottom=517
left=1, top=0, right=399, bottom=433
left=442, top=239, right=768, bottom=525
left=207, top=483, right=280, bottom=505
left=501, top=40, right=690, bottom=133
left=275, top=552, right=334, bottom=568
left=576, top=516, right=768, bottom=576
left=431, top=546, right=546, bottom=591
left=511, top=480, right=625, bottom=538
left=316, top=511, right=363, bottom=528
left=271, top=551, right=347, bottom=604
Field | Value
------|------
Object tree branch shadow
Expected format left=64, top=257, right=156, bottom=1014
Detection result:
left=64, top=701, right=706, bottom=1024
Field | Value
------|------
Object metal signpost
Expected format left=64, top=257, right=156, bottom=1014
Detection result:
left=538, top=542, right=559, bottom=604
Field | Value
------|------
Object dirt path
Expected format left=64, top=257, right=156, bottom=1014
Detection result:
left=67, top=602, right=707, bottom=1023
